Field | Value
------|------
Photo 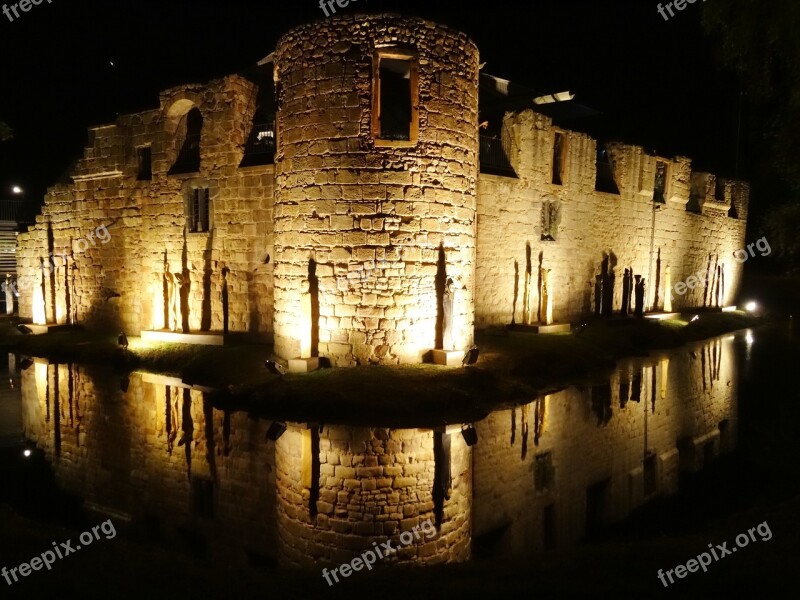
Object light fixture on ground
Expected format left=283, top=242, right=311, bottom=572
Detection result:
left=690, top=315, right=699, bottom=322
left=266, top=421, right=287, bottom=441
left=744, top=301, right=758, bottom=312
left=462, top=345, right=479, bottom=367
left=264, top=359, right=288, bottom=377
left=22, top=448, right=32, bottom=458
left=461, top=424, right=478, bottom=446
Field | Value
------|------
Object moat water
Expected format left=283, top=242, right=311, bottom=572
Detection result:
left=0, top=324, right=793, bottom=570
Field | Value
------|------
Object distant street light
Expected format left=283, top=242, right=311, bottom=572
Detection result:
left=11, top=185, right=23, bottom=195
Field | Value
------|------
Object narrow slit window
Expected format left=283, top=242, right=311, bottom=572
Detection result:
left=552, top=132, right=565, bottom=185
left=373, top=51, right=419, bottom=145
left=654, top=160, right=668, bottom=203
left=189, top=188, right=210, bottom=233
left=137, top=147, right=152, bottom=181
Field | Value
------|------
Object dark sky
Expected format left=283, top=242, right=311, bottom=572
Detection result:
left=0, top=0, right=743, bottom=208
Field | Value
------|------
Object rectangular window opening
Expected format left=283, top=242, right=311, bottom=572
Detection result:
left=654, top=160, right=668, bottom=203
left=373, top=51, right=418, bottom=146
left=552, top=132, right=565, bottom=185
left=595, top=144, right=620, bottom=194
left=534, top=451, right=555, bottom=492
left=189, top=188, right=210, bottom=233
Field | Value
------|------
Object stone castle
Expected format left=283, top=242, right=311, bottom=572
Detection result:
left=16, top=14, right=749, bottom=366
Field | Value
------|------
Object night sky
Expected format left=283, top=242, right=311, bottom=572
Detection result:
left=0, top=0, right=742, bottom=212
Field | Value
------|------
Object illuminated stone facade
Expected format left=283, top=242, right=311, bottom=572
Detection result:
left=15, top=14, right=749, bottom=365
left=17, top=333, right=738, bottom=565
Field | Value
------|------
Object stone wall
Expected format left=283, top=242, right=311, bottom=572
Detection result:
left=276, top=424, right=471, bottom=568
left=472, top=335, right=738, bottom=554
left=14, top=13, right=752, bottom=359
left=20, top=365, right=279, bottom=565
left=17, top=331, right=739, bottom=564
left=475, top=110, right=750, bottom=327
left=273, top=15, right=480, bottom=366
left=17, top=75, right=275, bottom=338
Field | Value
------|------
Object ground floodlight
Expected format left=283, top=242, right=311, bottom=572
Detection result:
left=745, top=301, right=758, bottom=312
left=461, top=424, right=478, bottom=447
left=266, top=421, right=287, bottom=441
left=690, top=315, right=699, bottom=322
left=22, top=448, right=32, bottom=458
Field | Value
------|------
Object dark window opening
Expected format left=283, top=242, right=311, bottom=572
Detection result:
left=189, top=188, right=210, bottom=233
left=714, top=177, right=726, bottom=201
left=595, top=144, right=620, bottom=194
left=191, top=477, right=214, bottom=519
left=479, top=134, right=516, bottom=177
left=380, top=58, right=411, bottom=140
left=654, top=161, right=668, bottom=203
left=373, top=52, right=418, bottom=145
left=534, top=451, right=555, bottom=492
left=643, top=451, right=657, bottom=496
left=241, top=116, right=276, bottom=167
left=137, top=147, right=152, bottom=181
left=169, top=108, right=202, bottom=175
left=552, top=132, right=565, bottom=185
left=585, top=478, right=610, bottom=538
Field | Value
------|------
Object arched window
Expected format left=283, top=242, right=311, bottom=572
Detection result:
left=169, top=107, right=202, bottom=175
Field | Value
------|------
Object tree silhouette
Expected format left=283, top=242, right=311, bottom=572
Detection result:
left=0, top=121, right=11, bottom=141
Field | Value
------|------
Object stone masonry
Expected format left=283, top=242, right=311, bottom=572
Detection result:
left=15, top=14, right=749, bottom=363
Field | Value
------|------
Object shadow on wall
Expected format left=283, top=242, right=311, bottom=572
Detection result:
left=435, top=244, right=446, bottom=349
left=309, top=259, right=319, bottom=358
left=181, top=231, right=191, bottom=333
left=201, top=231, right=214, bottom=332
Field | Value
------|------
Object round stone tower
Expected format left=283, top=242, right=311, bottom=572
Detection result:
left=273, top=14, right=480, bottom=366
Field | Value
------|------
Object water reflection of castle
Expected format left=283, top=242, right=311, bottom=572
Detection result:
left=17, top=335, right=737, bottom=566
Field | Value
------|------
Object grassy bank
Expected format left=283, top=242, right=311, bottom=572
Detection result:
left=0, top=311, right=763, bottom=426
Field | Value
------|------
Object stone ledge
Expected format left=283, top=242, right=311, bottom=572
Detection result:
left=509, top=323, right=571, bottom=334
left=429, top=349, right=465, bottom=366
left=141, top=330, right=225, bottom=346
left=288, top=357, right=320, bottom=373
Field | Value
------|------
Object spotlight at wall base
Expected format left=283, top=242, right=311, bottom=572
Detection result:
left=461, top=424, right=478, bottom=447
left=744, top=301, right=758, bottom=313
left=266, top=421, right=287, bottom=441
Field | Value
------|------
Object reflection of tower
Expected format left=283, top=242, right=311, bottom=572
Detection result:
left=275, top=424, right=472, bottom=567
left=273, top=15, right=479, bottom=366
left=533, top=395, right=547, bottom=446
